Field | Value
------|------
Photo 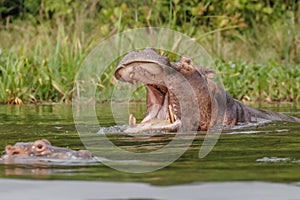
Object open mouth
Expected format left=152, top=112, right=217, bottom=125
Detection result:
left=115, top=62, right=182, bottom=133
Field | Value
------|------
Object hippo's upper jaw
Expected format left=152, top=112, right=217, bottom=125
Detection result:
left=115, top=49, right=182, bottom=132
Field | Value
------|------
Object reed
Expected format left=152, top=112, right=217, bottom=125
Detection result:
left=0, top=1, right=299, bottom=104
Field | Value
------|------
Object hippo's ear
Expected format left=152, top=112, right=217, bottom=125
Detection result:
left=41, top=139, right=51, bottom=145
left=204, top=69, right=216, bottom=79
left=197, top=66, right=216, bottom=79
left=78, top=150, right=92, bottom=159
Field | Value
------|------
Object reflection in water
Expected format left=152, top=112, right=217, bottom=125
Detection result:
left=0, top=154, right=101, bottom=176
left=0, top=155, right=155, bottom=176
left=5, top=167, right=75, bottom=176
left=0, top=155, right=101, bottom=175
left=0, top=155, right=100, bottom=166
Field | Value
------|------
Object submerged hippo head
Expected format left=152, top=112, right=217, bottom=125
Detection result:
left=4, top=139, right=92, bottom=160
left=115, top=48, right=215, bottom=132
left=4, top=139, right=55, bottom=157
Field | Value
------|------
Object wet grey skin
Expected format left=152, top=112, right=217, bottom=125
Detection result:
left=4, top=139, right=92, bottom=159
left=114, top=48, right=300, bottom=132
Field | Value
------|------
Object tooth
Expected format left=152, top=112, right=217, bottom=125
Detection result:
left=129, top=72, right=135, bottom=78
left=129, top=114, right=136, bottom=126
left=168, top=105, right=175, bottom=123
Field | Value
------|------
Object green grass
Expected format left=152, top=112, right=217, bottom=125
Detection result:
left=0, top=1, right=299, bottom=104
left=216, top=60, right=300, bottom=102
left=0, top=23, right=87, bottom=103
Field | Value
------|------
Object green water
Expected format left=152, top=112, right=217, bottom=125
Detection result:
left=0, top=103, right=299, bottom=185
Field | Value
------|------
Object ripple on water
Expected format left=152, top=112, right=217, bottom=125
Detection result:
left=256, top=157, right=300, bottom=164
left=97, top=125, right=129, bottom=134
left=256, top=157, right=291, bottom=163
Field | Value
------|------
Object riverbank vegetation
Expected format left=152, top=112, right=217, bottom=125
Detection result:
left=0, top=0, right=299, bottom=104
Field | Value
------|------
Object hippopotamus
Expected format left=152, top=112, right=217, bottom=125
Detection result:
left=4, top=139, right=92, bottom=159
left=114, top=48, right=300, bottom=132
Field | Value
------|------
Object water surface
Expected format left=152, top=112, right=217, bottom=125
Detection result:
left=0, top=103, right=299, bottom=186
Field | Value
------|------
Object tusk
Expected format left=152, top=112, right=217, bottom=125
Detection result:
left=129, top=71, right=135, bottom=78
left=168, top=105, right=175, bottom=123
left=129, top=114, right=136, bottom=127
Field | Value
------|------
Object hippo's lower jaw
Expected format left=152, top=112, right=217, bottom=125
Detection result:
left=125, top=117, right=182, bottom=133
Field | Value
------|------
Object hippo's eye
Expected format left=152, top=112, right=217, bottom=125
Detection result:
left=33, top=140, right=47, bottom=153
left=12, top=151, right=19, bottom=155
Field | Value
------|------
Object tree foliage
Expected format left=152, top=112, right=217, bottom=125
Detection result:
left=0, top=0, right=298, bottom=29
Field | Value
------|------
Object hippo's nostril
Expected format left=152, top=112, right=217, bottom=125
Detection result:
left=12, top=151, right=19, bottom=155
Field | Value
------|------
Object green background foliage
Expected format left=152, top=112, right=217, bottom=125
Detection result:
left=0, top=0, right=299, bottom=103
